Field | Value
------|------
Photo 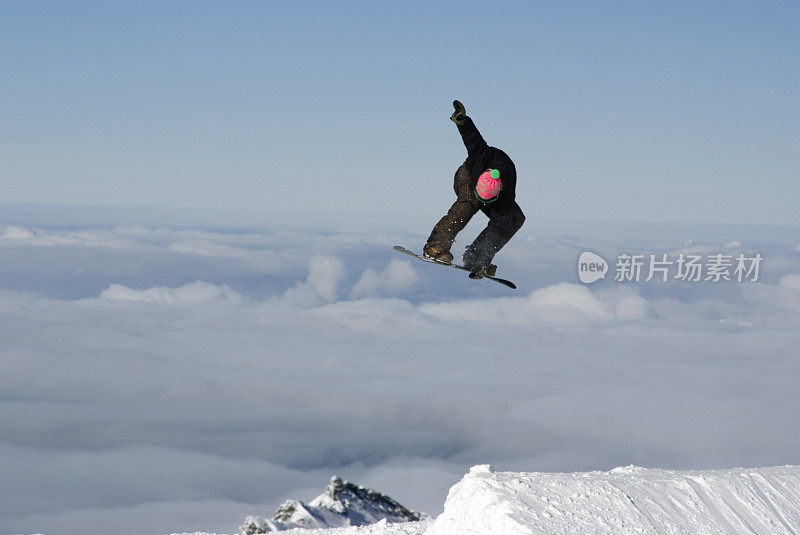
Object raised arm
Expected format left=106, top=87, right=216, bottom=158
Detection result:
left=450, top=100, right=490, bottom=166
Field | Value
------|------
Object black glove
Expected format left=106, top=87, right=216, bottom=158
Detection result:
left=450, top=100, right=466, bottom=125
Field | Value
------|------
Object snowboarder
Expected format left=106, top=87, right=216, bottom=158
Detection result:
left=423, top=100, right=525, bottom=277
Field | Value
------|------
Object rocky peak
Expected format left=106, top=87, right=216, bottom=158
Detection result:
left=239, top=476, right=426, bottom=533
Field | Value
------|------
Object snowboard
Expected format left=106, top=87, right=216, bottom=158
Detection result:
left=393, top=246, right=517, bottom=289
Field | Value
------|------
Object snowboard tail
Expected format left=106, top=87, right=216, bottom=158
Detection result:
left=393, top=246, right=516, bottom=289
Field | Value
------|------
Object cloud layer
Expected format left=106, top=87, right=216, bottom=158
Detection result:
left=2, top=205, right=800, bottom=534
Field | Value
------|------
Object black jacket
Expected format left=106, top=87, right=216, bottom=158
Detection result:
left=457, top=116, right=517, bottom=210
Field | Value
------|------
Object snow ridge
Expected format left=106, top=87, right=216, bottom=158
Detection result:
left=424, top=464, right=800, bottom=535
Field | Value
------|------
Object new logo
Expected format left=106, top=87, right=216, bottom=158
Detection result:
left=578, top=251, right=608, bottom=284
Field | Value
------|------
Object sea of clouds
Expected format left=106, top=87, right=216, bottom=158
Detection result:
left=2, top=203, right=800, bottom=535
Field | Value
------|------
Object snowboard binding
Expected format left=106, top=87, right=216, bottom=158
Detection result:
left=468, top=264, right=497, bottom=280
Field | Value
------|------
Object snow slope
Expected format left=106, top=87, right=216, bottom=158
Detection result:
left=425, top=464, right=800, bottom=535
left=175, top=464, right=800, bottom=535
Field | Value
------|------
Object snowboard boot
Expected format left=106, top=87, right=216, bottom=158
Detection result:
left=423, top=244, right=454, bottom=264
left=462, top=246, right=496, bottom=277
left=468, top=264, right=498, bottom=279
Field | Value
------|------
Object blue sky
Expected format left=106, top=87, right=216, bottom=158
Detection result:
left=1, top=1, right=798, bottom=223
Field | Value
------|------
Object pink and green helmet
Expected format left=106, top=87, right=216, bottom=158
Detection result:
left=475, top=169, right=502, bottom=202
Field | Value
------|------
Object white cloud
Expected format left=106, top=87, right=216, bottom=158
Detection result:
left=595, top=287, right=650, bottom=320
left=100, top=281, right=244, bottom=305
left=168, top=240, right=288, bottom=273
left=1, top=225, right=139, bottom=249
left=780, top=274, right=800, bottom=289
left=526, top=283, right=613, bottom=321
left=2, top=225, right=36, bottom=240
left=419, top=283, right=648, bottom=325
left=306, top=255, right=345, bottom=302
left=352, top=260, right=418, bottom=299
left=735, top=272, right=800, bottom=321
left=275, top=255, right=346, bottom=307
left=4, top=207, right=800, bottom=535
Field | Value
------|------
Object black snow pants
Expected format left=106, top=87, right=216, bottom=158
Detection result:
left=426, top=164, right=525, bottom=269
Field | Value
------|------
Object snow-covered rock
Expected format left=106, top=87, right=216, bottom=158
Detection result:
left=425, top=464, right=800, bottom=535
left=174, top=519, right=431, bottom=535
left=239, top=476, right=426, bottom=533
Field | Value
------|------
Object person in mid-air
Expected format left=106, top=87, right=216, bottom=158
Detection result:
left=423, top=100, right=525, bottom=278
